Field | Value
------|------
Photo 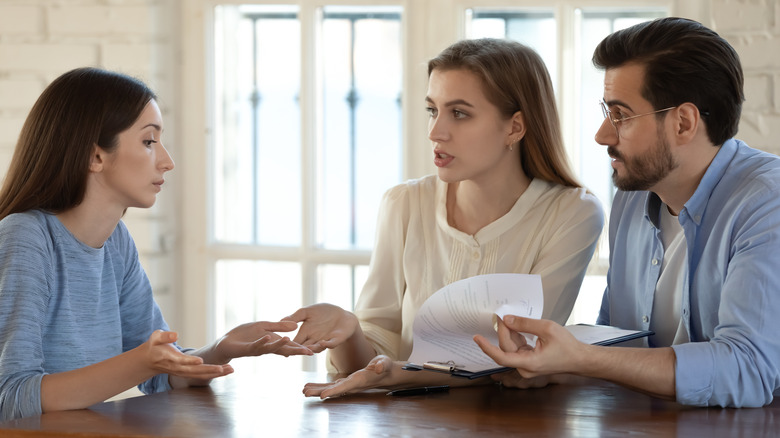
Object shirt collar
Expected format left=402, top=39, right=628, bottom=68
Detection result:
left=680, top=138, right=738, bottom=226
left=643, top=138, right=738, bottom=228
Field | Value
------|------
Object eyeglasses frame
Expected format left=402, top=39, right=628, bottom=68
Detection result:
left=599, top=99, right=677, bottom=137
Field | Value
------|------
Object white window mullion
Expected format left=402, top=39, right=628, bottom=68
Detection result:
left=299, top=4, right=319, bottom=371
left=558, top=3, right=579, bottom=174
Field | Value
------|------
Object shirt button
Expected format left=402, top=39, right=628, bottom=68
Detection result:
left=472, top=252, right=480, bottom=259
left=642, top=315, right=649, bottom=323
left=651, top=258, right=659, bottom=266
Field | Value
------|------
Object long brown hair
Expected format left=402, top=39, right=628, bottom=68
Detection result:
left=428, top=38, right=580, bottom=188
left=0, top=67, right=156, bottom=220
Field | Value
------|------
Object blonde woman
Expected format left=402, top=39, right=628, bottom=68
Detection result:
left=285, top=38, right=604, bottom=395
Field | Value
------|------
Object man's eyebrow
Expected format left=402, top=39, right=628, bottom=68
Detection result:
left=424, top=96, right=475, bottom=108
left=604, top=99, right=634, bottom=113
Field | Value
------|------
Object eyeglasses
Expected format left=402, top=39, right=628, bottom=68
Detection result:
left=599, top=99, right=676, bottom=137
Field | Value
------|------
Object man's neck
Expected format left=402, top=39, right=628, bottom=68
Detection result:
left=653, top=143, right=720, bottom=216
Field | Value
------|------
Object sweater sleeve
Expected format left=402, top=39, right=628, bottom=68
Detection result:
left=0, top=214, right=54, bottom=421
left=112, top=221, right=176, bottom=394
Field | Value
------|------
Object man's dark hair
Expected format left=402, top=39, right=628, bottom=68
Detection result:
left=593, top=17, right=744, bottom=146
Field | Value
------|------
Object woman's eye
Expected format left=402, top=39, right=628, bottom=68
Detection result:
left=453, top=109, right=467, bottom=119
left=425, top=107, right=437, bottom=117
left=143, top=140, right=158, bottom=147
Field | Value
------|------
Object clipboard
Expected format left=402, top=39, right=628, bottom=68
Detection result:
left=402, top=324, right=654, bottom=379
left=401, top=361, right=511, bottom=379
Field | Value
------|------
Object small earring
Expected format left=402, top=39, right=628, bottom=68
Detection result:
left=508, top=144, right=514, bottom=152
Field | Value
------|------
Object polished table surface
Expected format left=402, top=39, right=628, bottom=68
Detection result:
left=1, top=370, right=778, bottom=437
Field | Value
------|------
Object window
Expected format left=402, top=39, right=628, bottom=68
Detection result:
left=213, top=4, right=402, bottom=372
left=201, top=1, right=671, bottom=372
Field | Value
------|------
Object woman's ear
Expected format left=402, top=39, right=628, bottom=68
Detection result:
left=508, top=110, right=527, bottom=145
left=89, top=144, right=105, bottom=173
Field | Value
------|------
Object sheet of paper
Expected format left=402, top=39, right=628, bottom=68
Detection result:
left=407, top=273, right=543, bottom=373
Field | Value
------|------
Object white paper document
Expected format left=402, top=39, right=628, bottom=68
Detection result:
left=406, top=273, right=543, bottom=374
left=404, top=273, right=653, bottom=378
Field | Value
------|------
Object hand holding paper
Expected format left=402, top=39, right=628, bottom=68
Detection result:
left=404, top=273, right=652, bottom=379
left=406, top=273, right=543, bottom=376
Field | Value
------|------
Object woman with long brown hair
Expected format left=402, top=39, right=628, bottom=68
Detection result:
left=0, top=67, right=312, bottom=420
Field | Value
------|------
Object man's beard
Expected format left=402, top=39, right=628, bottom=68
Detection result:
left=609, top=131, right=677, bottom=192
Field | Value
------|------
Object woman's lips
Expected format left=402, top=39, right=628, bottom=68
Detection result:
left=434, top=151, right=454, bottom=168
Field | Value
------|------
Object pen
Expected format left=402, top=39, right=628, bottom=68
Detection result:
left=387, top=385, right=450, bottom=396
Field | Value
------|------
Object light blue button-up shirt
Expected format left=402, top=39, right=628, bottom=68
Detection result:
left=598, top=138, right=780, bottom=407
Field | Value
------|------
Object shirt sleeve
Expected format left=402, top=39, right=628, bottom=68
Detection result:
left=530, top=189, right=605, bottom=324
left=352, top=184, right=412, bottom=362
left=673, top=187, right=780, bottom=407
left=0, top=215, right=53, bottom=421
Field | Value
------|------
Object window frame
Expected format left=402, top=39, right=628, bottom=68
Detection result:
left=178, top=0, right=702, bottom=350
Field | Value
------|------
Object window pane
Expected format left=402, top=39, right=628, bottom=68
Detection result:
left=215, top=260, right=302, bottom=374
left=214, top=6, right=255, bottom=243
left=213, top=6, right=301, bottom=246
left=317, top=263, right=369, bottom=311
left=319, top=7, right=403, bottom=250
left=467, top=9, right=557, bottom=89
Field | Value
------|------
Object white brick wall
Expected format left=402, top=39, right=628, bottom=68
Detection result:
left=713, top=0, right=780, bottom=154
left=0, top=0, right=181, bottom=327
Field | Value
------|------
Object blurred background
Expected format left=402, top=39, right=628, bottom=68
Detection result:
left=0, top=0, right=778, bottom=375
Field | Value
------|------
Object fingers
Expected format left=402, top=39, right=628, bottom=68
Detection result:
left=364, top=355, right=392, bottom=374
left=316, top=337, right=344, bottom=350
left=474, top=334, right=511, bottom=364
left=501, top=315, right=544, bottom=335
left=258, top=320, right=300, bottom=333
left=253, top=336, right=313, bottom=357
left=496, top=318, right=531, bottom=353
left=302, top=382, right=334, bottom=397
left=496, top=320, right=520, bottom=352
left=149, top=330, right=178, bottom=345
left=169, top=363, right=235, bottom=380
left=302, top=378, right=353, bottom=399
left=280, top=308, right=308, bottom=323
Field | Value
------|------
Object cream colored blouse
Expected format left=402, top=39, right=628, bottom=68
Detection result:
left=353, top=175, right=604, bottom=361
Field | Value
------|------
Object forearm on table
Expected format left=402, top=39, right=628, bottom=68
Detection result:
left=41, top=347, right=157, bottom=413
left=328, top=326, right=378, bottom=374
left=578, top=345, right=676, bottom=400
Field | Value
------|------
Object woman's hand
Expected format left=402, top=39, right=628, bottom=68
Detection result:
left=143, top=330, right=234, bottom=380
left=302, top=355, right=396, bottom=399
left=214, top=321, right=313, bottom=363
left=282, top=304, right=360, bottom=353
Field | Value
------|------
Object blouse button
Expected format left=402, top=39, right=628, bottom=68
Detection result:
left=642, top=315, right=649, bottom=323
left=651, top=258, right=659, bottom=266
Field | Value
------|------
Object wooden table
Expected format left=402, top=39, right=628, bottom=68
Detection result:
left=1, top=370, right=778, bottom=437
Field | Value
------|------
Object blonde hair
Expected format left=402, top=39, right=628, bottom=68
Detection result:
left=429, top=38, right=580, bottom=187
